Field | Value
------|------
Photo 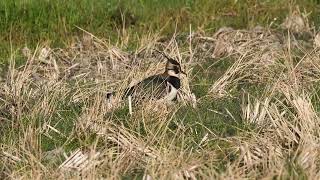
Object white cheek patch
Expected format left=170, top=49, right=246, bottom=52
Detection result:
left=167, top=70, right=180, bottom=78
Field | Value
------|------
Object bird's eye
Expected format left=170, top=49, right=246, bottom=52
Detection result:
left=173, top=66, right=179, bottom=73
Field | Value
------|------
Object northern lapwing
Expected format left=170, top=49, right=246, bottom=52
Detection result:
left=107, top=50, right=185, bottom=105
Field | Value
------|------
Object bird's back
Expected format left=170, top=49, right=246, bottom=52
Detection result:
left=124, top=75, right=169, bottom=101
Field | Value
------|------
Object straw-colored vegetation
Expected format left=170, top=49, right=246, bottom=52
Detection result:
left=1, top=0, right=320, bottom=179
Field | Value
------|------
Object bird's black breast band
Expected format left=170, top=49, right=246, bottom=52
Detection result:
left=167, top=76, right=180, bottom=89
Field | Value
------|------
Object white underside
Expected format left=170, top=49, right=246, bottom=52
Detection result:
left=162, top=84, right=178, bottom=101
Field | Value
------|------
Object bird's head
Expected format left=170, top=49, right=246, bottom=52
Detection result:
left=165, top=58, right=186, bottom=77
left=153, top=49, right=186, bottom=77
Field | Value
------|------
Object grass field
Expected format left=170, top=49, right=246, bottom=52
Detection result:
left=1, top=0, right=320, bottom=61
left=1, top=0, right=320, bottom=179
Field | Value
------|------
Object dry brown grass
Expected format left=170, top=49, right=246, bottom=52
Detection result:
left=2, top=9, right=320, bottom=179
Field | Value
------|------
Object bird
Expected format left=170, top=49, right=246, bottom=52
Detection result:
left=106, top=50, right=185, bottom=104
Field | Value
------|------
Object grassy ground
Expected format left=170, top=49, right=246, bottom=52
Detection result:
left=1, top=0, right=320, bottom=179
left=1, top=0, right=320, bottom=61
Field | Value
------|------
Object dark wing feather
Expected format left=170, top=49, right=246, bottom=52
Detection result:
left=123, top=75, right=168, bottom=100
